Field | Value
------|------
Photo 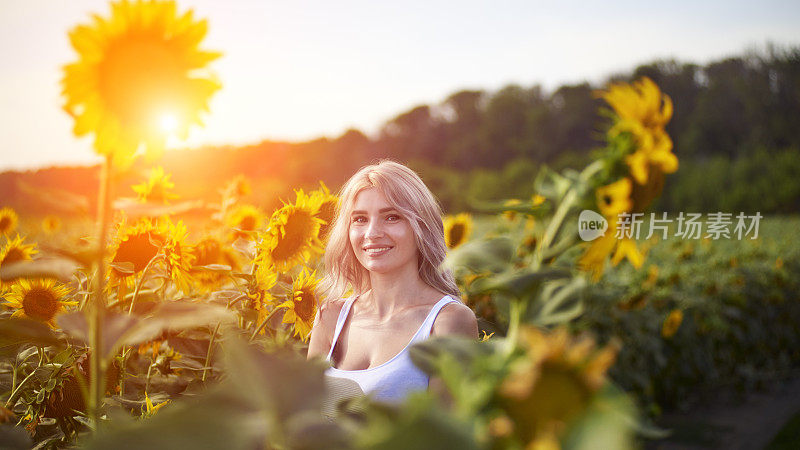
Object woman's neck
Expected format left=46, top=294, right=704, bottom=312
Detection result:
left=363, top=264, right=435, bottom=318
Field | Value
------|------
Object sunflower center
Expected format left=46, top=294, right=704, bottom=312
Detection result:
left=0, top=217, right=11, bottom=232
left=448, top=223, right=465, bottom=247
left=192, top=239, right=221, bottom=266
left=238, top=215, right=256, bottom=231
left=504, top=363, right=591, bottom=441
left=1, top=248, right=26, bottom=266
left=294, top=290, right=316, bottom=322
left=99, top=36, right=185, bottom=130
left=22, top=287, right=59, bottom=322
left=271, top=210, right=315, bottom=262
left=113, top=231, right=162, bottom=274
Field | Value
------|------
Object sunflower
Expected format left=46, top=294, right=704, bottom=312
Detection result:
left=188, top=235, right=239, bottom=292
left=61, top=0, right=221, bottom=166
left=132, top=166, right=178, bottom=203
left=109, top=217, right=193, bottom=291
left=578, top=178, right=644, bottom=280
left=0, top=235, right=39, bottom=286
left=143, top=391, right=170, bottom=416
left=226, top=204, right=264, bottom=241
left=311, top=182, right=339, bottom=241
left=599, top=76, right=672, bottom=131
left=256, top=190, right=324, bottom=272
left=42, top=215, right=62, bottom=234
left=0, top=207, right=18, bottom=235
left=498, top=326, right=619, bottom=447
left=249, top=267, right=277, bottom=336
left=444, top=213, right=473, bottom=249
left=222, top=175, right=251, bottom=198
left=600, top=77, right=678, bottom=187
left=278, top=269, right=320, bottom=341
left=661, top=309, right=683, bottom=338
left=110, top=218, right=163, bottom=277
left=3, top=279, right=76, bottom=328
left=595, top=178, right=632, bottom=219
left=502, top=199, right=522, bottom=221
left=0, top=235, right=38, bottom=267
left=578, top=219, right=643, bottom=281
left=612, top=120, right=678, bottom=185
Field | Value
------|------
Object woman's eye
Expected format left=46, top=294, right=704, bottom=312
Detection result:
left=352, top=216, right=366, bottom=223
left=387, top=214, right=400, bottom=222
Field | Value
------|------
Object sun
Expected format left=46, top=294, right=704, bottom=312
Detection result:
left=61, top=0, right=222, bottom=165
left=157, top=112, right=180, bottom=135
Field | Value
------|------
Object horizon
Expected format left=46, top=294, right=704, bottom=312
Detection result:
left=2, top=0, right=799, bottom=172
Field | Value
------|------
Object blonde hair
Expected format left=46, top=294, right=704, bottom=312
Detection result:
left=321, top=160, right=460, bottom=301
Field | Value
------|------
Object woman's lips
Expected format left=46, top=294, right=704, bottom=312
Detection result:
left=363, top=246, right=392, bottom=257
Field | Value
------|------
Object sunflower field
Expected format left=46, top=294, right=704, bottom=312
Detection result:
left=2, top=1, right=800, bottom=449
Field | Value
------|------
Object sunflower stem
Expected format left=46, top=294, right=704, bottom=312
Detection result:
left=249, top=307, right=280, bottom=342
left=3, top=348, right=45, bottom=409
left=128, top=253, right=164, bottom=315
left=144, top=360, right=154, bottom=394
left=88, top=155, right=112, bottom=430
left=503, top=300, right=524, bottom=357
left=201, top=322, right=222, bottom=382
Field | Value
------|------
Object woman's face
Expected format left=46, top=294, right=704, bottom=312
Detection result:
left=349, top=187, right=418, bottom=275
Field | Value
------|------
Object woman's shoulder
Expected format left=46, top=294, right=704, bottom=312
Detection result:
left=307, top=296, right=352, bottom=360
left=431, top=295, right=478, bottom=339
left=317, top=297, right=351, bottom=329
left=319, top=298, right=349, bottom=323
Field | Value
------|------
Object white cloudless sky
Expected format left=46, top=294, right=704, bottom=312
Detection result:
left=1, top=0, right=799, bottom=171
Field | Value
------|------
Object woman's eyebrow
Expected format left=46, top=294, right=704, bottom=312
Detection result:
left=351, top=207, right=397, bottom=215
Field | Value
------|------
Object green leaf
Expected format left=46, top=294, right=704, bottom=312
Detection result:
left=112, top=198, right=207, bottom=219
left=355, top=392, right=479, bottom=450
left=534, top=165, right=572, bottom=203
left=221, top=334, right=325, bottom=419
left=108, top=261, right=135, bottom=275
left=57, top=302, right=236, bottom=361
left=529, top=277, right=587, bottom=325
left=443, top=236, right=514, bottom=275
left=0, top=257, right=81, bottom=283
left=470, top=267, right=570, bottom=299
left=0, top=318, right=64, bottom=352
left=196, top=264, right=232, bottom=272
left=0, top=424, right=33, bottom=450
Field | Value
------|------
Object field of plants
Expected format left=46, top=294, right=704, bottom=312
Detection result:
left=2, top=1, right=799, bottom=449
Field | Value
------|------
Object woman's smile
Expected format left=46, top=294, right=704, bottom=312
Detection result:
left=363, top=244, right=393, bottom=257
left=349, top=187, right=418, bottom=274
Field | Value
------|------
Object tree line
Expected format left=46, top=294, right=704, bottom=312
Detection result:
left=2, top=44, right=798, bottom=215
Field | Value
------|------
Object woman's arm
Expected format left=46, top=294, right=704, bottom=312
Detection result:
left=431, top=301, right=479, bottom=339
left=428, top=302, right=479, bottom=404
left=306, top=299, right=345, bottom=360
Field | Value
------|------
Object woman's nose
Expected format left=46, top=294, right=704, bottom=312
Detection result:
left=364, top=219, right=384, bottom=239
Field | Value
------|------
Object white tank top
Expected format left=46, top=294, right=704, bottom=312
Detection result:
left=325, top=295, right=458, bottom=404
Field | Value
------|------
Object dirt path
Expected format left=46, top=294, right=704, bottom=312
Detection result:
left=647, top=377, right=800, bottom=450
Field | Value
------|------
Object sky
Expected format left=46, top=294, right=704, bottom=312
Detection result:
left=1, top=0, right=799, bottom=172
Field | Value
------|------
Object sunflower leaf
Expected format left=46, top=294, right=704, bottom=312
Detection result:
left=57, top=302, right=235, bottom=360
left=0, top=319, right=65, bottom=354
left=443, top=236, right=514, bottom=275
left=109, top=261, right=135, bottom=275
left=0, top=257, right=82, bottom=283
left=196, top=264, right=231, bottom=272
left=469, top=267, right=570, bottom=299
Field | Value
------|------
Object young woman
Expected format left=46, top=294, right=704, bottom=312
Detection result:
left=307, top=160, right=478, bottom=404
